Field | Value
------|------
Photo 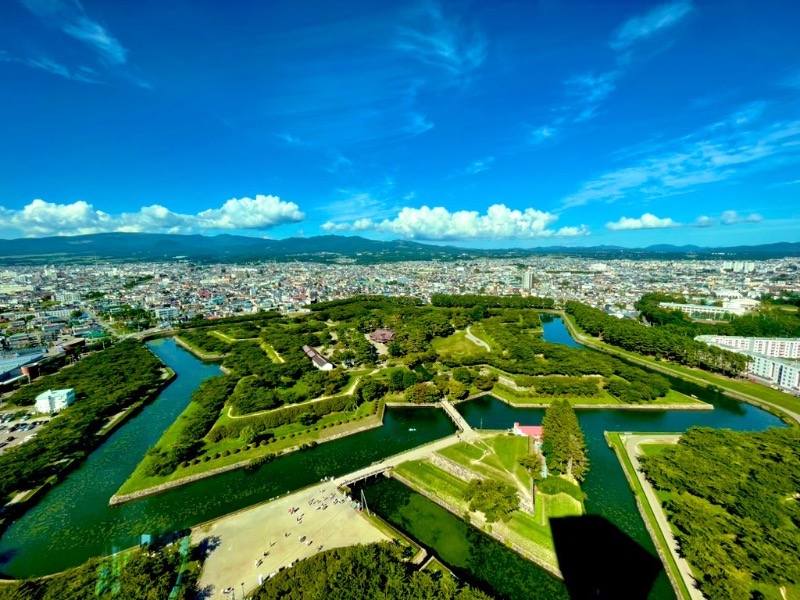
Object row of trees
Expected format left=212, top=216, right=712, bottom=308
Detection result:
left=1, top=341, right=164, bottom=497
left=541, top=400, right=589, bottom=482
left=143, top=374, right=238, bottom=476
left=640, top=427, right=800, bottom=600
left=431, top=294, right=554, bottom=309
left=565, top=301, right=748, bottom=376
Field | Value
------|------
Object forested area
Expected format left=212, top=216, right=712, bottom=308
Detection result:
left=565, top=301, right=748, bottom=376
left=635, top=293, right=800, bottom=337
left=0, top=544, right=194, bottom=600
left=0, top=341, right=164, bottom=497
left=252, top=542, right=492, bottom=600
left=541, top=400, right=588, bottom=482
left=640, top=427, right=800, bottom=600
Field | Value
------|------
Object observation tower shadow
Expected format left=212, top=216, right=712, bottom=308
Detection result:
left=550, top=514, right=663, bottom=600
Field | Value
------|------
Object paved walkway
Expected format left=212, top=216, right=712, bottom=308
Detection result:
left=439, top=400, right=478, bottom=440
left=465, top=326, right=491, bottom=351
left=622, top=434, right=705, bottom=600
left=192, top=482, right=389, bottom=599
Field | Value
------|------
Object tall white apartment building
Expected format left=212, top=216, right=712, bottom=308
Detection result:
left=694, top=336, right=800, bottom=359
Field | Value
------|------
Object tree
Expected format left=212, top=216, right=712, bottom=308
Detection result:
left=541, top=400, right=589, bottom=482
left=463, top=478, right=519, bottom=523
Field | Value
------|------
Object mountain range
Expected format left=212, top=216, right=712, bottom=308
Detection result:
left=0, top=233, right=798, bottom=264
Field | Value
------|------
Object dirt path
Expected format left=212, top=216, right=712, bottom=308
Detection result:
left=465, top=326, right=491, bottom=352
left=622, top=434, right=705, bottom=600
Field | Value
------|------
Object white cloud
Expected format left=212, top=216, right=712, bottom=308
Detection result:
left=610, top=1, right=693, bottom=51
left=720, top=210, right=763, bottom=225
left=606, top=213, right=679, bottom=231
left=556, top=225, right=590, bottom=237
left=0, top=196, right=305, bottom=237
left=322, top=203, right=576, bottom=241
left=196, top=195, right=304, bottom=230
left=693, top=216, right=715, bottom=228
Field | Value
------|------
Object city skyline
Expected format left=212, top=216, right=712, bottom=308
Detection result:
left=1, top=0, right=799, bottom=246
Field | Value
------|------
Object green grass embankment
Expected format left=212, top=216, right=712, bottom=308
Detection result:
left=605, top=432, right=692, bottom=600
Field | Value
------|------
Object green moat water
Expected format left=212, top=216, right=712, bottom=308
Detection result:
left=0, top=320, right=787, bottom=599
left=0, top=338, right=454, bottom=578
left=359, top=316, right=785, bottom=600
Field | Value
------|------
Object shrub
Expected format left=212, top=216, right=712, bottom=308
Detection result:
left=221, top=450, right=230, bottom=457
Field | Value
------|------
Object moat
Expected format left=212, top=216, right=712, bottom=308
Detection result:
left=0, top=317, right=786, bottom=600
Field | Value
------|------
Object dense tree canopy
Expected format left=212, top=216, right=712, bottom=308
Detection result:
left=566, top=301, right=748, bottom=376
left=541, top=400, right=589, bottom=482
left=0, top=341, right=164, bottom=497
left=252, top=542, right=492, bottom=600
left=640, top=427, right=800, bottom=600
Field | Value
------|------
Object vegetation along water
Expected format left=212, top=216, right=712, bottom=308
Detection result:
left=0, top=317, right=787, bottom=599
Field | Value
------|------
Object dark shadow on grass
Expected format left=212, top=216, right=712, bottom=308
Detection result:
left=550, top=514, right=663, bottom=600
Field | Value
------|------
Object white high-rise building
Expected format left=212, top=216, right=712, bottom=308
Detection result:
left=35, top=388, right=75, bottom=414
left=522, top=270, right=535, bottom=290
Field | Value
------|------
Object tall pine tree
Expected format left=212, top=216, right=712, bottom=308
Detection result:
left=541, top=399, right=589, bottom=482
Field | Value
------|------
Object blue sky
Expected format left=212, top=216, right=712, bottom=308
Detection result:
left=1, top=0, right=798, bottom=247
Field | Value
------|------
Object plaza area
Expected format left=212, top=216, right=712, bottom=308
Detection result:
left=192, top=481, right=389, bottom=598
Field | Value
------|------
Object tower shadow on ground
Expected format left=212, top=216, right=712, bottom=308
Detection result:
left=550, top=514, right=664, bottom=600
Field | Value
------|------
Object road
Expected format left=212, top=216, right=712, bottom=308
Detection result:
left=622, top=434, right=705, bottom=600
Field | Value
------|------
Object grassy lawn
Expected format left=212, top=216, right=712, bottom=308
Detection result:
left=437, top=434, right=533, bottom=492
left=639, top=443, right=673, bottom=458
left=393, top=460, right=470, bottom=510
left=260, top=341, right=283, bottom=363
left=116, top=400, right=378, bottom=496
left=544, top=492, right=583, bottom=518
left=431, top=331, right=489, bottom=360
left=606, top=432, right=693, bottom=600
left=561, top=313, right=800, bottom=419
left=468, top=323, right=498, bottom=351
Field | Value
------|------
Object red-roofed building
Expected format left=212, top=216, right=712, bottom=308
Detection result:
left=512, top=422, right=543, bottom=441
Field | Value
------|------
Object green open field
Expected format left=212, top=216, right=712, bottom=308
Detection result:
left=438, top=434, right=533, bottom=492
left=394, top=460, right=471, bottom=509
left=431, top=331, right=489, bottom=359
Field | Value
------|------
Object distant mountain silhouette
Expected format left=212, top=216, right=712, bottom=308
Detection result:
left=0, top=232, right=798, bottom=264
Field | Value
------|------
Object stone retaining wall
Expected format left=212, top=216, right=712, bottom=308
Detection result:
left=173, top=336, right=228, bottom=361
left=429, top=453, right=485, bottom=483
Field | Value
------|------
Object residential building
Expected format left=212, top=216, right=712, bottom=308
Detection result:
left=695, top=335, right=800, bottom=359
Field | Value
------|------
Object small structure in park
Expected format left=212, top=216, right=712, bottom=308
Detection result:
left=301, top=345, right=334, bottom=371
left=369, top=329, right=395, bottom=343
left=512, top=422, right=543, bottom=442
left=35, top=388, right=76, bottom=414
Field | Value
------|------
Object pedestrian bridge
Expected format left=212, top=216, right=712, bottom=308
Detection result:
left=439, top=400, right=477, bottom=440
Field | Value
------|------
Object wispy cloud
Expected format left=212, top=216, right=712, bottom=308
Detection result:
left=395, top=1, right=487, bottom=80
left=529, top=125, right=558, bottom=145
left=15, top=0, right=142, bottom=85
left=1, top=53, right=99, bottom=83
left=561, top=102, right=800, bottom=208
left=463, top=156, right=495, bottom=175
left=609, top=1, right=693, bottom=52
left=564, top=71, right=619, bottom=123
left=606, top=213, right=679, bottom=230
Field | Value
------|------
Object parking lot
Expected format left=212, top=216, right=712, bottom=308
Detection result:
left=0, top=410, right=50, bottom=454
